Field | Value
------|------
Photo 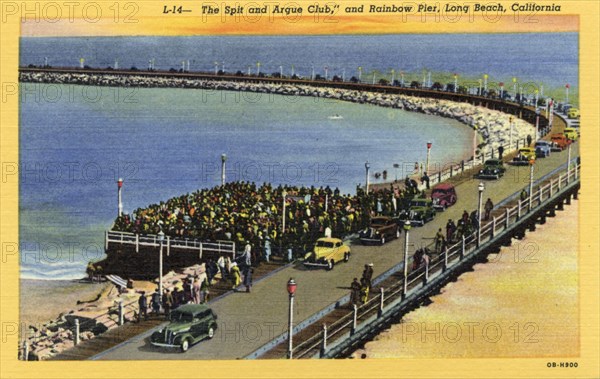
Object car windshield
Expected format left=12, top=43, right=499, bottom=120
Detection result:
left=411, top=201, right=428, bottom=207
left=315, top=241, right=335, bottom=248
left=432, top=189, right=447, bottom=195
left=170, top=311, right=194, bottom=323
left=485, top=160, right=500, bottom=165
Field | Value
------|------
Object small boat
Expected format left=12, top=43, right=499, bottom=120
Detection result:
left=328, top=114, right=343, bottom=120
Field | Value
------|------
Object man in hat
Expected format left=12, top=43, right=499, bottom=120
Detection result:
left=162, top=288, right=173, bottom=319
left=435, top=228, right=445, bottom=253
left=484, top=198, right=494, bottom=221
left=151, top=288, right=161, bottom=315
left=362, top=263, right=374, bottom=289
left=137, top=291, right=148, bottom=322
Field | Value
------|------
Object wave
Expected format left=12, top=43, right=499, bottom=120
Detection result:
left=20, top=266, right=85, bottom=281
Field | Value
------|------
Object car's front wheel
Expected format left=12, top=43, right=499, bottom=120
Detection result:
left=380, top=236, right=386, bottom=245
left=208, top=327, right=215, bottom=339
left=327, top=260, right=335, bottom=271
left=180, top=338, right=190, bottom=353
left=344, top=252, right=350, bottom=262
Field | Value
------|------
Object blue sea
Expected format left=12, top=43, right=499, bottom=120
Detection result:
left=18, top=33, right=578, bottom=279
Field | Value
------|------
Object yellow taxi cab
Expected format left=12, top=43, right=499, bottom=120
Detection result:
left=567, top=108, right=580, bottom=119
left=563, top=127, right=579, bottom=141
left=304, top=238, right=351, bottom=270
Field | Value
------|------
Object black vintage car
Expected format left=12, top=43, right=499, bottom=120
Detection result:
left=476, top=159, right=506, bottom=179
left=150, top=304, right=217, bottom=352
left=359, top=216, right=401, bottom=245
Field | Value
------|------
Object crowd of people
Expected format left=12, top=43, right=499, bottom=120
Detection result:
left=112, top=180, right=422, bottom=261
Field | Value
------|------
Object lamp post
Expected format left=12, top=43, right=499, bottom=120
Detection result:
left=214, top=61, right=219, bottom=75
left=342, top=68, right=345, bottom=82
left=324, top=66, right=328, bottom=81
left=483, top=74, right=488, bottom=93
left=565, top=83, right=570, bottom=104
left=311, top=64, right=315, bottom=81
left=509, top=117, right=514, bottom=150
left=512, top=77, right=517, bottom=99
left=567, top=143, right=572, bottom=182
left=402, top=220, right=411, bottom=297
left=158, top=230, right=165, bottom=304
left=400, top=71, right=404, bottom=87
left=282, top=190, right=288, bottom=235
left=499, top=82, right=504, bottom=99
left=365, top=161, right=371, bottom=194
left=477, top=182, right=484, bottom=246
left=291, top=64, right=295, bottom=78
left=287, top=278, right=297, bottom=359
left=221, top=153, right=227, bottom=186
left=391, top=69, right=395, bottom=85
left=79, top=58, right=84, bottom=69
left=280, top=65, right=283, bottom=78
left=256, top=62, right=261, bottom=76
left=426, top=141, right=432, bottom=175
left=528, top=159, right=535, bottom=209
left=358, top=66, right=362, bottom=82
left=473, top=126, right=478, bottom=165
left=372, top=71, right=376, bottom=85
left=453, top=73, right=458, bottom=93
left=478, top=79, right=483, bottom=96
left=535, top=108, right=540, bottom=142
left=117, top=178, right=123, bottom=217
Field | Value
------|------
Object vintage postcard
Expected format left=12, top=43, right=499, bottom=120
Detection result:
left=1, top=0, right=598, bottom=378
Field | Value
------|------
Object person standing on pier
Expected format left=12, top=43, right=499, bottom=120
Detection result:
left=446, top=219, right=456, bottom=243
left=243, top=241, right=252, bottom=269
left=263, top=236, right=271, bottom=263
left=162, top=289, right=173, bottom=319
left=484, top=198, right=494, bottom=220
left=217, top=256, right=228, bottom=280
left=435, top=228, right=445, bottom=253
left=151, top=288, right=161, bottom=315
left=192, top=277, right=202, bottom=304
left=137, top=291, right=148, bottom=322
left=231, top=262, right=241, bottom=291
left=360, top=277, right=370, bottom=304
left=243, top=267, right=254, bottom=293
left=421, top=172, right=430, bottom=190
left=362, top=263, right=374, bottom=289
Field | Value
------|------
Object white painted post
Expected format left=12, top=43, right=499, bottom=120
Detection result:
left=550, top=178, right=554, bottom=197
left=424, top=261, right=429, bottom=284
left=118, top=301, right=124, bottom=325
left=135, top=234, right=139, bottom=253
left=379, top=287, right=384, bottom=317
left=74, top=319, right=80, bottom=346
left=199, top=243, right=203, bottom=260
left=23, top=341, right=29, bottom=361
left=505, top=208, right=510, bottom=228
left=320, top=324, right=328, bottom=357
left=167, top=236, right=171, bottom=256
left=461, top=235, right=466, bottom=259
left=443, top=246, right=448, bottom=270
left=105, top=231, right=109, bottom=250
left=492, top=217, right=496, bottom=238
left=517, top=200, right=522, bottom=219
left=352, top=305, right=358, bottom=334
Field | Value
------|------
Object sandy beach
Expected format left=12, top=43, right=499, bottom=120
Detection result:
left=358, top=201, right=579, bottom=358
left=19, top=280, right=111, bottom=329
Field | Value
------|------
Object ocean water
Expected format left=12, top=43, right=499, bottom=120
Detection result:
left=19, top=84, right=473, bottom=279
left=20, top=33, right=578, bottom=88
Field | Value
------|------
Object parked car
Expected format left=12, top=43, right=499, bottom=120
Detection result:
left=398, top=198, right=436, bottom=226
left=476, top=159, right=506, bottom=179
left=534, top=141, right=552, bottom=158
left=567, top=107, right=580, bottom=119
left=359, top=216, right=400, bottom=245
left=304, top=238, right=351, bottom=270
left=430, top=183, right=458, bottom=210
left=150, top=304, right=217, bottom=352
left=550, top=133, right=572, bottom=151
left=512, top=147, right=536, bottom=165
left=563, top=127, right=579, bottom=141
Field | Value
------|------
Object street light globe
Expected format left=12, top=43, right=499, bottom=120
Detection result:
left=403, top=220, right=411, bottom=231
left=529, top=158, right=536, bottom=166
left=158, top=230, right=165, bottom=242
left=221, top=153, right=227, bottom=162
left=287, top=278, right=297, bottom=296
left=427, top=141, right=432, bottom=149
left=117, top=178, right=123, bottom=188
left=365, top=161, right=371, bottom=170
left=282, top=190, right=288, bottom=198
left=478, top=182, right=485, bottom=192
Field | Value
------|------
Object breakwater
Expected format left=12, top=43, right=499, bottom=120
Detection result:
left=19, top=69, right=535, bottom=155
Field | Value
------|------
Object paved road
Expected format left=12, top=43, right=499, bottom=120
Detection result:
left=96, top=141, right=578, bottom=360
